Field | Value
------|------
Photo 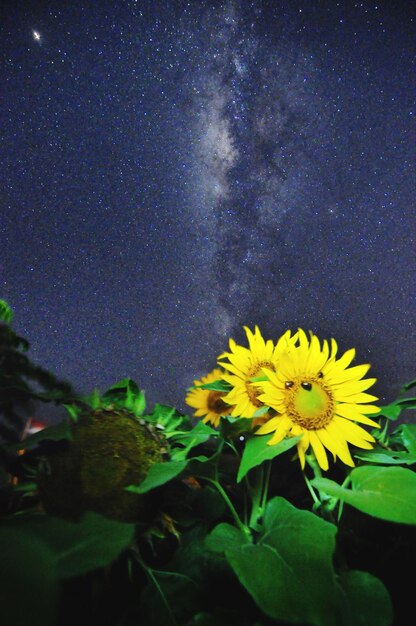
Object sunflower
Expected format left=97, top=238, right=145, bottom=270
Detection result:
left=255, top=328, right=380, bottom=470
left=217, top=325, right=297, bottom=419
left=185, top=368, right=234, bottom=427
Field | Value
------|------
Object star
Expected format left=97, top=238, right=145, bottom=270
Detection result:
left=32, top=30, right=41, bottom=42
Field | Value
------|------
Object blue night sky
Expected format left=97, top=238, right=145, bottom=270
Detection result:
left=1, top=0, right=415, bottom=422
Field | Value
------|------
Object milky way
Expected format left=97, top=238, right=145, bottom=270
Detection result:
left=1, top=1, right=415, bottom=422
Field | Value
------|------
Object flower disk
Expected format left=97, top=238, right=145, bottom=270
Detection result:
left=185, top=368, right=233, bottom=427
left=255, top=328, right=381, bottom=470
left=217, top=325, right=297, bottom=418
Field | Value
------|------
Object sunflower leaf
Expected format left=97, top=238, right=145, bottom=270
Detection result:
left=225, top=497, right=340, bottom=626
left=398, top=378, right=416, bottom=395
left=101, top=378, right=146, bottom=415
left=0, top=511, right=135, bottom=581
left=168, top=421, right=218, bottom=457
left=376, top=401, right=402, bottom=420
left=205, top=522, right=251, bottom=553
left=219, top=415, right=254, bottom=440
left=353, top=448, right=416, bottom=466
left=146, top=403, right=191, bottom=434
left=336, top=570, right=393, bottom=626
left=397, top=424, right=416, bottom=455
left=237, top=435, right=301, bottom=482
left=311, top=466, right=416, bottom=524
left=126, top=460, right=189, bottom=494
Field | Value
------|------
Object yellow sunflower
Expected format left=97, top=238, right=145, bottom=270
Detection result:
left=217, top=325, right=298, bottom=419
left=255, top=328, right=380, bottom=470
left=185, top=368, right=234, bottom=427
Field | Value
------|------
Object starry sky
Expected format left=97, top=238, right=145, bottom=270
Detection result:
left=1, top=0, right=415, bottom=423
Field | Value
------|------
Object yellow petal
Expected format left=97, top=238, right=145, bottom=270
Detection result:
left=333, top=416, right=375, bottom=447
left=326, top=363, right=371, bottom=384
left=323, top=423, right=355, bottom=467
left=256, top=416, right=281, bottom=435
left=309, top=430, right=329, bottom=471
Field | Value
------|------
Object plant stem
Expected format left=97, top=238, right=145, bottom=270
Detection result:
left=248, top=462, right=272, bottom=531
left=133, top=548, right=177, bottom=626
left=204, top=477, right=251, bottom=539
left=303, top=472, right=321, bottom=507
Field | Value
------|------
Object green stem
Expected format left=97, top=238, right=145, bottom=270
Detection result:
left=204, top=477, right=251, bottom=539
left=260, top=460, right=272, bottom=511
left=303, top=473, right=321, bottom=507
left=133, top=549, right=177, bottom=626
left=248, top=462, right=272, bottom=531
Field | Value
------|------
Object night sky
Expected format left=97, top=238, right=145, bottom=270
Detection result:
left=1, top=0, right=415, bottom=423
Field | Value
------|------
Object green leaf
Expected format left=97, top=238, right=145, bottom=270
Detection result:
left=147, top=403, right=191, bottom=434
left=353, top=448, right=416, bottom=466
left=191, top=379, right=232, bottom=392
left=82, top=387, right=102, bottom=409
left=237, top=434, right=301, bottom=482
left=205, top=522, right=250, bottom=553
left=399, top=378, right=416, bottom=394
left=0, top=528, right=59, bottom=626
left=1, top=512, right=135, bottom=580
left=169, top=420, right=218, bottom=456
left=377, top=401, right=402, bottom=420
left=396, top=397, right=416, bottom=409
left=139, top=570, right=200, bottom=626
left=312, top=465, right=416, bottom=524
left=0, top=299, right=13, bottom=323
left=337, top=570, right=393, bottom=626
left=225, top=497, right=339, bottom=626
left=252, top=405, right=270, bottom=417
left=219, top=415, right=254, bottom=440
left=398, top=424, right=416, bottom=455
left=102, top=378, right=146, bottom=415
left=6, top=419, right=73, bottom=451
left=126, top=460, right=189, bottom=494
left=63, top=402, right=83, bottom=420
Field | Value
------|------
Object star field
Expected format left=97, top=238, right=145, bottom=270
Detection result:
left=1, top=0, right=415, bottom=423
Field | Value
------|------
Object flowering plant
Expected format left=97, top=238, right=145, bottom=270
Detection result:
left=1, top=305, right=415, bottom=626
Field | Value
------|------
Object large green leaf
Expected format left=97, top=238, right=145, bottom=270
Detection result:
left=0, top=512, right=135, bottom=580
left=205, top=522, right=250, bottom=553
left=312, top=465, right=416, bottom=524
left=237, top=434, right=301, bottom=482
left=0, top=529, right=59, bottom=626
left=336, top=570, right=393, bottom=626
left=225, top=497, right=339, bottom=626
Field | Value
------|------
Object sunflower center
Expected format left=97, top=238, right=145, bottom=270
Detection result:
left=245, top=361, right=275, bottom=407
left=286, top=379, right=334, bottom=429
left=207, top=391, right=230, bottom=414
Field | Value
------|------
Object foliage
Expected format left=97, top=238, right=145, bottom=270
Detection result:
left=0, top=300, right=415, bottom=626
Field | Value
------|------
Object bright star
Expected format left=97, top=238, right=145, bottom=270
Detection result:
left=33, top=30, right=41, bottom=42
